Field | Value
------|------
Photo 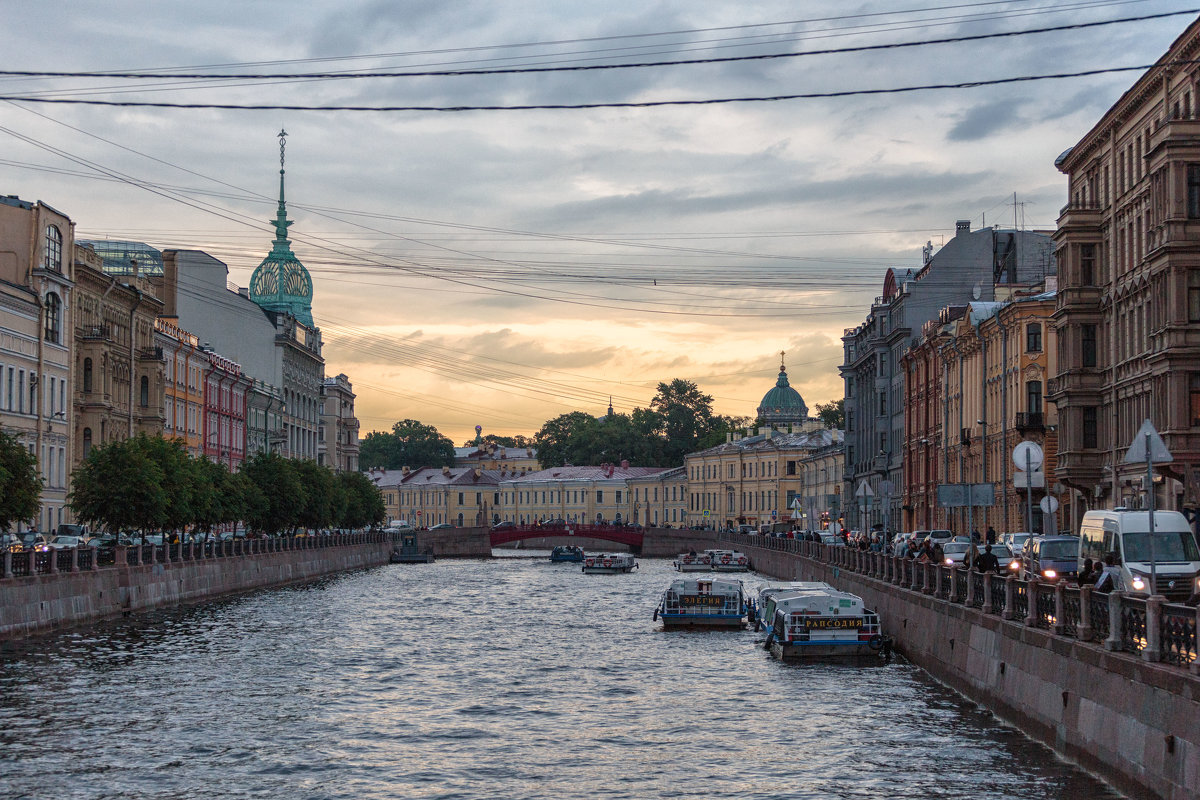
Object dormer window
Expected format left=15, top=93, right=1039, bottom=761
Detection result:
left=44, top=225, right=62, bottom=272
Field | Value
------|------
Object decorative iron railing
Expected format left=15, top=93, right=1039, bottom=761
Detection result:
left=1120, top=598, right=1148, bottom=653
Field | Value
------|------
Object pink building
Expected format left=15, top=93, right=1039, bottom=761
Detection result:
left=201, top=348, right=250, bottom=469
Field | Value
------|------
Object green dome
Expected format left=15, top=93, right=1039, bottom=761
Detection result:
left=250, top=131, right=314, bottom=327
left=757, top=367, right=808, bottom=424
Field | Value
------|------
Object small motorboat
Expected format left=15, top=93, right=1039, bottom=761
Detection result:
left=655, top=576, right=747, bottom=629
left=549, top=545, right=585, bottom=562
left=581, top=552, right=638, bottom=574
left=706, top=549, right=751, bottom=572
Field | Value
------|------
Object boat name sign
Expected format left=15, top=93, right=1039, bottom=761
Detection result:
left=805, top=617, right=863, bottom=629
left=680, top=595, right=726, bottom=607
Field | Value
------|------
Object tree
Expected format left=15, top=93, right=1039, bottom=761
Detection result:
left=0, top=431, right=41, bottom=531
left=338, top=471, right=386, bottom=529
left=360, top=419, right=456, bottom=470
left=241, top=451, right=305, bottom=535
left=137, top=435, right=197, bottom=534
left=533, top=411, right=601, bottom=467
left=647, top=379, right=720, bottom=465
left=815, top=398, right=845, bottom=429
left=69, top=437, right=167, bottom=535
left=460, top=433, right=531, bottom=448
left=294, top=460, right=343, bottom=531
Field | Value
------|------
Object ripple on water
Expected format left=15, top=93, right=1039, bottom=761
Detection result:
left=0, top=557, right=1126, bottom=800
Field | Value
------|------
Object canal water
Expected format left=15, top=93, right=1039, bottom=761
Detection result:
left=0, top=555, right=1123, bottom=800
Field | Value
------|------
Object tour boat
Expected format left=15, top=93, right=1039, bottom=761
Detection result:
left=654, top=576, right=747, bottom=629
left=763, top=584, right=884, bottom=659
left=673, top=551, right=713, bottom=571
left=706, top=549, right=751, bottom=572
left=751, top=582, right=829, bottom=631
left=549, top=545, right=584, bottom=563
left=581, top=552, right=638, bottom=574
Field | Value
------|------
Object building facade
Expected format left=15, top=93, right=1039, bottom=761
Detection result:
left=0, top=196, right=76, bottom=531
left=372, top=466, right=502, bottom=527
left=1050, top=17, right=1200, bottom=524
left=499, top=464, right=672, bottom=525
left=627, top=466, right=688, bottom=527
left=201, top=348, right=250, bottom=469
left=319, top=373, right=360, bottom=472
left=156, top=317, right=205, bottom=456
left=797, top=438, right=845, bottom=531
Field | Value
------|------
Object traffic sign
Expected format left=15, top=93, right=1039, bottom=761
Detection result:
left=1012, top=441, right=1044, bottom=471
left=416, top=510, right=422, bottom=517
left=702, top=509, right=710, bottom=518
left=1124, top=418, right=1173, bottom=464
left=855, top=480, right=874, bottom=499
left=1040, top=496, right=1059, bottom=514
left=771, top=510, right=777, bottom=519
left=790, top=497, right=802, bottom=510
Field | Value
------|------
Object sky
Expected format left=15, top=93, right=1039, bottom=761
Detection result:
left=0, top=1, right=1193, bottom=445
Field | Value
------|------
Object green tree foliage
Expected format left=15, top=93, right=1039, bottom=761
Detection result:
left=293, top=460, right=344, bottom=531
left=69, top=435, right=168, bottom=534
left=240, top=451, right=305, bottom=535
left=339, top=471, right=386, bottom=529
left=815, top=398, right=845, bottom=429
left=646, top=379, right=722, bottom=465
left=360, top=419, right=456, bottom=469
left=460, top=433, right=532, bottom=449
left=0, top=431, right=42, bottom=532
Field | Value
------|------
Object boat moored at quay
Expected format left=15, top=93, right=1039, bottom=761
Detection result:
left=654, top=576, right=748, bottom=629
left=549, top=545, right=584, bottom=562
left=673, top=551, right=713, bottom=571
left=763, top=583, right=883, bottom=660
left=581, top=552, right=638, bottom=574
left=705, top=549, right=750, bottom=572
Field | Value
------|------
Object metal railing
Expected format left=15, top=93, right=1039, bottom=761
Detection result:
left=718, top=531, right=1198, bottom=673
left=2, top=531, right=397, bottom=580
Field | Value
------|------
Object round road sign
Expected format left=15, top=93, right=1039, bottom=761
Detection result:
left=1012, top=440, right=1044, bottom=471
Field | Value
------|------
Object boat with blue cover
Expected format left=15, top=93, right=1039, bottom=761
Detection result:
left=549, top=545, right=584, bottom=562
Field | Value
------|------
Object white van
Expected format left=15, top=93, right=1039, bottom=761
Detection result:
left=1077, top=510, right=1200, bottom=602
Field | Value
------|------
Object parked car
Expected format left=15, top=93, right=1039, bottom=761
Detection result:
left=942, top=542, right=973, bottom=566
left=491, top=521, right=516, bottom=530
left=926, top=529, right=955, bottom=545
left=1002, top=532, right=1035, bottom=556
left=1022, top=535, right=1081, bottom=583
left=428, top=523, right=454, bottom=530
left=47, top=535, right=88, bottom=549
left=20, top=533, right=49, bottom=550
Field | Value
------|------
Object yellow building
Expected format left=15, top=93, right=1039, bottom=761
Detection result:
left=627, top=466, right=688, bottom=527
left=797, top=440, right=845, bottom=531
left=371, top=466, right=502, bottom=527
left=454, top=442, right=540, bottom=474
left=156, top=318, right=205, bottom=456
left=685, top=428, right=841, bottom=530
left=498, top=463, right=675, bottom=525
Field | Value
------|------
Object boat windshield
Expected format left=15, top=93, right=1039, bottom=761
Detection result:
left=1121, top=531, right=1200, bottom=563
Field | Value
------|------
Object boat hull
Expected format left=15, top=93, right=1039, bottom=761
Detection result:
left=770, top=640, right=876, bottom=659
left=712, top=565, right=750, bottom=572
left=550, top=554, right=584, bottom=562
left=673, top=562, right=712, bottom=572
left=582, top=566, right=635, bottom=574
left=660, top=614, right=744, bottom=629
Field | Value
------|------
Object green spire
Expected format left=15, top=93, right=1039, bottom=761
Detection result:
left=249, top=128, right=315, bottom=327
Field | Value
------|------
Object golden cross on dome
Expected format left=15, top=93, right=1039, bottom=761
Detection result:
left=780, top=350, right=786, bottom=370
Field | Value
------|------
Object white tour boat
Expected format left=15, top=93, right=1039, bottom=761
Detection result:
left=706, top=549, right=751, bottom=572
left=763, top=583, right=884, bottom=659
left=654, top=576, right=747, bottom=629
left=751, top=582, right=830, bottom=631
left=673, top=551, right=713, bottom=571
left=581, top=552, right=638, bottom=574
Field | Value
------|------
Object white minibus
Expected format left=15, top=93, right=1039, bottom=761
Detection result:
left=1077, top=510, right=1200, bottom=602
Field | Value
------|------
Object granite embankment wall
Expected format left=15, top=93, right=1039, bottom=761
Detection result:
left=742, top=538, right=1199, bottom=800
left=410, top=527, right=715, bottom=558
left=0, top=535, right=396, bottom=641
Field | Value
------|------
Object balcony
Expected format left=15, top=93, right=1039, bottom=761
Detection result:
left=960, top=428, right=972, bottom=446
left=1015, top=411, right=1044, bottom=433
left=137, top=346, right=165, bottom=362
left=1056, top=201, right=1103, bottom=231
left=79, top=325, right=111, bottom=341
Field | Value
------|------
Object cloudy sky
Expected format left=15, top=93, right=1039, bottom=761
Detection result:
left=0, top=1, right=1192, bottom=444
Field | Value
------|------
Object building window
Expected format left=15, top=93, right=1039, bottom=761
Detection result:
left=1191, top=375, right=1200, bottom=427
left=44, top=225, right=62, bottom=272
left=616, top=491, right=622, bottom=504
left=1080, top=244, right=1096, bottom=285
left=1025, top=323, right=1042, bottom=353
left=1189, top=165, right=1200, bottom=218
left=1082, top=407, right=1099, bottom=449
left=1081, top=324, right=1098, bottom=367
left=1189, top=271, right=1200, bottom=323
left=596, top=490, right=603, bottom=504
left=139, top=375, right=149, bottom=407
left=879, top=391, right=886, bottom=416
left=1026, top=380, right=1042, bottom=412
left=43, top=293, right=61, bottom=343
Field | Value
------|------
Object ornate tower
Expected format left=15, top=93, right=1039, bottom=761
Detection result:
left=757, top=351, right=809, bottom=426
left=249, top=129, right=315, bottom=326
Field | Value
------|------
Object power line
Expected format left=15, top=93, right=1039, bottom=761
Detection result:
left=2, top=60, right=1189, bottom=112
left=3, top=9, right=1188, bottom=83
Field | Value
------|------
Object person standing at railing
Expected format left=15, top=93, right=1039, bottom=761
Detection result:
left=1094, top=553, right=1121, bottom=593
left=975, top=544, right=1000, bottom=574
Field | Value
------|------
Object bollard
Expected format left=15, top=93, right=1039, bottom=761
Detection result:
left=1053, top=582, right=1066, bottom=635
left=1144, top=596, right=1163, bottom=663
left=1104, top=591, right=1123, bottom=651
left=982, top=572, right=993, bottom=613
left=1077, top=585, right=1093, bottom=641
left=1025, top=578, right=1040, bottom=627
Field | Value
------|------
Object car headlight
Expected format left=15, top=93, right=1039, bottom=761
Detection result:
left=1008, top=560, right=1020, bottom=570
left=1043, top=569, right=1057, bottom=579
left=945, top=557, right=956, bottom=565
left=1131, top=576, right=1146, bottom=592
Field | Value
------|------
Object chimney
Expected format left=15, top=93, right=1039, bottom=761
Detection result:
left=442, top=466, right=451, bottom=476
left=401, top=466, right=410, bottom=475
left=620, top=459, right=629, bottom=469
left=474, top=468, right=481, bottom=479
left=955, top=220, right=971, bottom=237
left=726, top=432, right=732, bottom=443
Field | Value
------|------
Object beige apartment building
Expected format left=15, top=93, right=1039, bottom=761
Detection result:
left=627, top=466, right=688, bottom=527
left=685, top=428, right=840, bottom=530
left=1051, top=18, right=1200, bottom=522
left=371, top=466, right=502, bottom=527
left=499, top=464, right=672, bottom=525
left=797, top=439, right=845, bottom=531
left=0, top=196, right=76, bottom=531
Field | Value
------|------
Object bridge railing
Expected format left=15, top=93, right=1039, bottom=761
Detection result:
left=1, top=530, right=398, bottom=580
left=720, top=531, right=1199, bottom=674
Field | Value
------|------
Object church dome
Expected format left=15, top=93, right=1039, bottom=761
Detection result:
left=757, top=358, right=808, bottom=425
left=249, top=130, right=314, bottom=327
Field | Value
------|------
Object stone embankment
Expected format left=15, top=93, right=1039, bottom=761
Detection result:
left=733, top=533, right=1199, bottom=800
left=0, top=532, right=397, bottom=641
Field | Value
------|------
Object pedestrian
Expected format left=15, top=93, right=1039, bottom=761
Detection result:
left=931, top=541, right=946, bottom=565
left=1094, top=553, right=1120, bottom=592
left=976, top=544, right=1000, bottom=574
left=1076, top=557, right=1097, bottom=585
left=965, top=542, right=980, bottom=571
left=986, top=526, right=997, bottom=545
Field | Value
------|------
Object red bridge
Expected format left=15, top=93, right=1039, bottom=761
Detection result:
left=488, top=523, right=644, bottom=550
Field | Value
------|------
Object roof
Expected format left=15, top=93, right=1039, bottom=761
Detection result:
left=365, top=467, right=503, bottom=488
left=688, top=428, right=839, bottom=458
left=503, top=465, right=674, bottom=484
left=757, top=366, right=808, bottom=421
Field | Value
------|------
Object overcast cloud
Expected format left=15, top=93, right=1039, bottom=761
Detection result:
left=0, top=1, right=1192, bottom=443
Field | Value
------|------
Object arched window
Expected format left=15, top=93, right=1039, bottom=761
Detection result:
left=44, top=225, right=62, bottom=272
left=140, top=375, right=149, bottom=407
left=44, top=293, right=61, bottom=343
left=83, top=358, right=93, bottom=393
left=82, top=428, right=93, bottom=458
